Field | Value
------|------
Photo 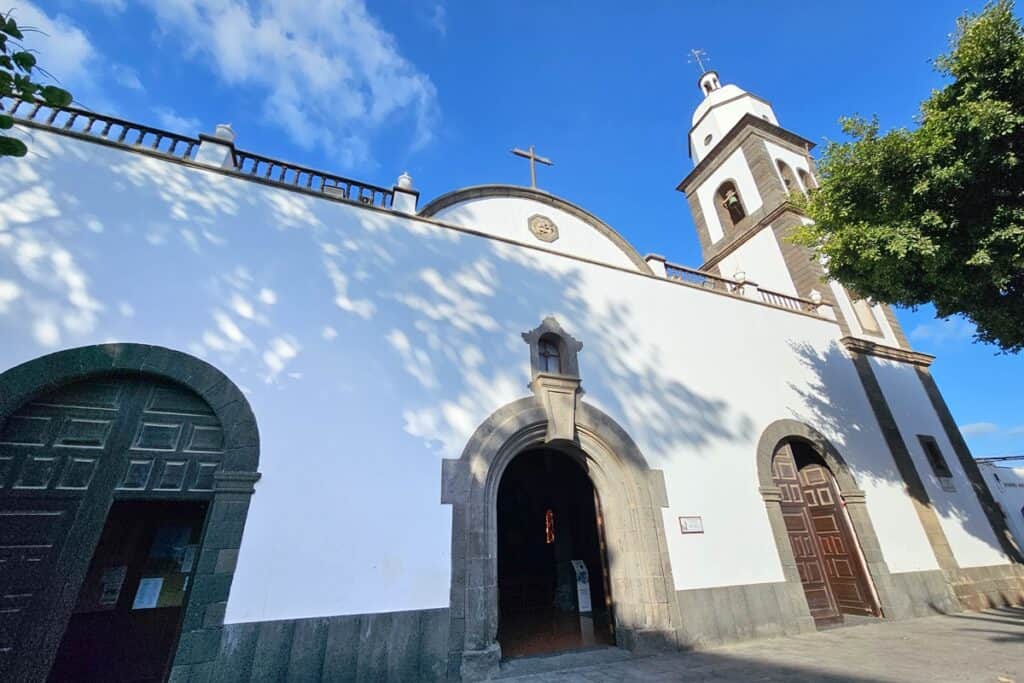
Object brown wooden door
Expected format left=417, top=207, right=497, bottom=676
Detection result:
left=798, top=464, right=878, bottom=617
left=771, top=445, right=841, bottom=624
left=0, top=379, right=135, bottom=678
left=0, top=375, right=226, bottom=680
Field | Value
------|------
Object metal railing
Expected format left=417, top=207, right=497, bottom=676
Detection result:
left=665, top=262, right=743, bottom=295
left=2, top=97, right=199, bottom=159
left=758, top=287, right=817, bottom=312
left=232, top=149, right=393, bottom=208
left=2, top=96, right=394, bottom=208
left=664, top=260, right=827, bottom=317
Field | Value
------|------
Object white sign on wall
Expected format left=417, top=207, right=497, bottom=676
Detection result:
left=679, top=516, right=704, bottom=534
left=571, top=560, right=592, bottom=613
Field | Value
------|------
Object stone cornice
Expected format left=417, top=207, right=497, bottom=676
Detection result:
left=678, top=115, right=816, bottom=194
left=841, top=337, right=935, bottom=367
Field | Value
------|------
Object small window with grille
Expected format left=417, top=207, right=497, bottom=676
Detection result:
left=918, top=435, right=955, bottom=491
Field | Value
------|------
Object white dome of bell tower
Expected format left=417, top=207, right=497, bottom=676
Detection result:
left=689, top=71, right=779, bottom=163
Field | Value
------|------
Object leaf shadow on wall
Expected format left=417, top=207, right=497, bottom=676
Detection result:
left=787, top=339, right=1008, bottom=560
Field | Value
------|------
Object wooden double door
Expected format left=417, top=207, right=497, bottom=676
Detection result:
left=0, top=374, right=225, bottom=681
left=772, top=441, right=879, bottom=626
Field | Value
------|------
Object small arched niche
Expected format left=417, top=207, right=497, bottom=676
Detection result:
left=798, top=168, right=816, bottom=192
left=714, top=180, right=747, bottom=232
left=776, top=160, right=798, bottom=194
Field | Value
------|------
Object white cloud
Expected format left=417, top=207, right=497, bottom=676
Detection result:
left=10, top=3, right=97, bottom=96
left=1008, top=425, right=1024, bottom=437
left=140, top=0, right=439, bottom=165
left=154, top=107, right=202, bottom=133
left=426, top=3, right=446, bottom=36
left=83, top=0, right=127, bottom=12
left=909, top=316, right=976, bottom=344
left=960, top=422, right=999, bottom=437
left=112, top=64, right=144, bottom=91
left=10, top=3, right=138, bottom=109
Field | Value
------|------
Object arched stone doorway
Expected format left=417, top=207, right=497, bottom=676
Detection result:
left=757, top=419, right=901, bottom=627
left=770, top=439, right=880, bottom=626
left=0, top=344, right=259, bottom=682
left=442, top=399, right=678, bottom=680
left=496, top=446, right=614, bottom=657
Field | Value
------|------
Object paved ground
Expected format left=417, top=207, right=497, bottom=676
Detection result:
left=495, top=607, right=1024, bottom=682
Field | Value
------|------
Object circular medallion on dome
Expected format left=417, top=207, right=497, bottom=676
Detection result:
left=528, top=214, right=559, bottom=243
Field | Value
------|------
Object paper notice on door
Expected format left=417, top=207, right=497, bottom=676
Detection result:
left=132, top=577, right=163, bottom=610
left=179, top=544, right=197, bottom=573
left=99, top=565, right=127, bottom=607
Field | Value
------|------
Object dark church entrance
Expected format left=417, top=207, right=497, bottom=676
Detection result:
left=772, top=440, right=881, bottom=627
left=48, top=500, right=207, bottom=682
left=496, top=448, right=615, bottom=658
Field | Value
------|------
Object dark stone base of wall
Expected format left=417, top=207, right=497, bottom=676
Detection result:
left=675, top=581, right=815, bottom=649
left=177, top=607, right=449, bottom=683
left=169, top=565, right=1022, bottom=682
left=886, top=569, right=960, bottom=618
left=953, top=563, right=1024, bottom=611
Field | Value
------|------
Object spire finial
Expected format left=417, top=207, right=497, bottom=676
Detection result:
left=687, top=48, right=710, bottom=74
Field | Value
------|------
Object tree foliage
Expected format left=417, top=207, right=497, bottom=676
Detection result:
left=794, top=0, right=1024, bottom=352
left=1, top=9, right=73, bottom=158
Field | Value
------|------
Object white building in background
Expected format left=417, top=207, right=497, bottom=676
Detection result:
left=0, top=71, right=1022, bottom=682
left=979, top=462, right=1024, bottom=552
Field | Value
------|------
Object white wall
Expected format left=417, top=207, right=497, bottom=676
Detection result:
left=829, top=280, right=901, bottom=346
left=715, top=227, right=798, bottom=296
left=869, top=357, right=1010, bottom=568
left=979, top=464, right=1024, bottom=551
left=430, top=196, right=639, bottom=272
left=695, top=147, right=763, bottom=244
left=691, top=88, right=778, bottom=164
left=0, top=129, right=959, bottom=623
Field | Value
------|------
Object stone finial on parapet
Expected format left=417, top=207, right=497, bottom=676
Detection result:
left=392, top=171, right=419, bottom=214
left=809, top=289, right=837, bottom=319
left=644, top=254, right=667, bottom=278
left=195, top=123, right=237, bottom=169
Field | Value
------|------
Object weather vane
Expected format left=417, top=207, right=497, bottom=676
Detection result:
left=688, top=48, right=710, bottom=74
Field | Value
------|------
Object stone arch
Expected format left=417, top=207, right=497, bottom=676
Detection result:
left=418, top=184, right=654, bottom=275
left=755, top=418, right=907, bottom=622
left=714, top=179, right=747, bottom=232
left=442, top=398, right=678, bottom=680
left=0, top=343, right=260, bottom=682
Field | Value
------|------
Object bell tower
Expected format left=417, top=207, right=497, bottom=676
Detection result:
left=677, top=70, right=910, bottom=348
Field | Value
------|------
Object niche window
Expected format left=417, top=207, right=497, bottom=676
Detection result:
left=538, top=335, right=562, bottom=374
left=715, top=181, right=747, bottom=231
left=918, top=435, right=955, bottom=492
left=522, top=316, right=583, bottom=379
left=798, top=169, right=816, bottom=192
left=848, top=289, right=883, bottom=337
left=776, top=160, right=798, bottom=194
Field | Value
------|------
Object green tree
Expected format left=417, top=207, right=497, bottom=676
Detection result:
left=1, top=9, right=73, bottom=157
left=794, top=0, right=1024, bottom=352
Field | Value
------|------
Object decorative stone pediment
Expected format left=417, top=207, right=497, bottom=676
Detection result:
left=521, top=316, right=582, bottom=378
left=529, top=373, right=581, bottom=443
left=522, top=317, right=584, bottom=443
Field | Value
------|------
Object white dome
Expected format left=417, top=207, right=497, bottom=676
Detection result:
left=692, top=84, right=748, bottom=126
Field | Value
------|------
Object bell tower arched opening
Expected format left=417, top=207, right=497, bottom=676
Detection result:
left=496, top=447, right=614, bottom=657
left=770, top=438, right=881, bottom=626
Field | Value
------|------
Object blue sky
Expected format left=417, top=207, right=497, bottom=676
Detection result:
left=18, top=0, right=1024, bottom=458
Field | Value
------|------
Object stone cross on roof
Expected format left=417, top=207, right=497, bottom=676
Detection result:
left=511, top=144, right=552, bottom=189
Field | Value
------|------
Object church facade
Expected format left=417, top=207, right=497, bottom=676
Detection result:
left=0, top=72, right=1022, bottom=682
